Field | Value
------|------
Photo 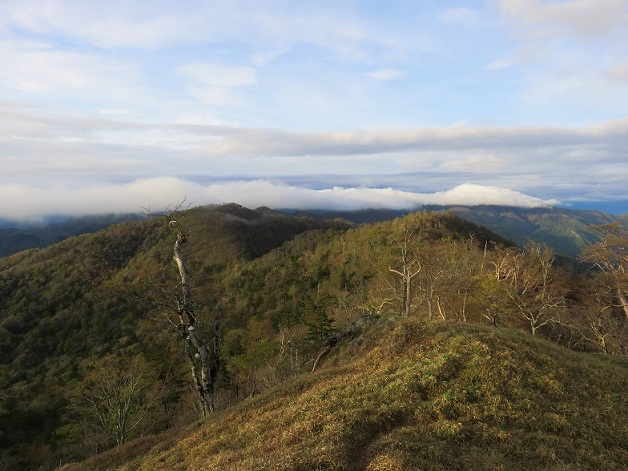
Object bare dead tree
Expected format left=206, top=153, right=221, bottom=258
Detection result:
left=501, top=242, right=566, bottom=335
left=581, top=223, right=628, bottom=321
left=71, top=354, right=161, bottom=449
left=173, top=228, right=221, bottom=416
left=388, top=223, right=423, bottom=317
left=147, top=200, right=221, bottom=417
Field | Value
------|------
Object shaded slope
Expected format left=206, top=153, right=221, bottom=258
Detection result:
left=62, top=320, right=628, bottom=471
left=0, top=203, right=348, bottom=367
left=0, top=204, right=349, bottom=470
left=0, top=213, right=147, bottom=258
left=282, top=208, right=413, bottom=224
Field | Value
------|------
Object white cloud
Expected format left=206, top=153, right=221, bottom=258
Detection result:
left=366, top=69, right=405, bottom=81
left=186, top=87, right=242, bottom=107
left=0, top=179, right=558, bottom=220
left=179, top=63, right=258, bottom=88
left=496, top=0, right=628, bottom=40
left=177, top=63, right=258, bottom=107
left=440, top=154, right=507, bottom=172
left=0, top=1, right=204, bottom=49
left=185, top=119, right=628, bottom=157
left=252, top=48, right=290, bottom=67
left=494, top=0, right=628, bottom=118
left=1, top=103, right=625, bottom=208
left=0, top=0, right=409, bottom=60
left=439, top=7, right=478, bottom=25
left=0, top=1, right=625, bottom=218
left=484, top=58, right=512, bottom=70
left=0, top=39, right=134, bottom=93
left=604, top=61, right=628, bottom=82
left=426, top=183, right=558, bottom=207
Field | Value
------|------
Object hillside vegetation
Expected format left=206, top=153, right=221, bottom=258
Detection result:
left=426, top=205, right=624, bottom=258
left=0, top=204, right=348, bottom=469
left=0, top=205, right=626, bottom=469
left=3, top=205, right=625, bottom=260
left=61, top=319, right=628, bottom=471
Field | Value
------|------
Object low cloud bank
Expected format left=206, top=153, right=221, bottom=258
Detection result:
left=0, top=178, right=559, bottom=221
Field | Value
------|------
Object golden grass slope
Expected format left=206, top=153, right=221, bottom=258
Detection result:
left=62, top=320, right=628, bottom=471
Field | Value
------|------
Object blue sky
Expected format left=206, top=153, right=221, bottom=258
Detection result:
left=1, top=0, right=627, bottom=219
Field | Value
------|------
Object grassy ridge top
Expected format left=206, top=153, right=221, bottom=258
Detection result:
left=63, top=320, right=628, bottom=471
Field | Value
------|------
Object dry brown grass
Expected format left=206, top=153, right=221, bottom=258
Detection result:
left=61, top=320, right=628, bottom=471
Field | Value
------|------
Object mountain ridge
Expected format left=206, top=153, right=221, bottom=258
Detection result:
left=0, top=213, right=147, bottom=258
left=423, top=204, right=624, bottom=258
left=2, top=205, right=626, bottom=260
left=1, top=204, right=626, bottom=469
left=60, top=319, right=628, bottom=471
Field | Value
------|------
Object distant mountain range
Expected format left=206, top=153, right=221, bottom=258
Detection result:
left=424, top=205, right=627, bottom=258
left=293, top=205, right=627, bottom=258
left=0, top=213, right=146, bottom=257
left=1, top=205, right=626, bottom=259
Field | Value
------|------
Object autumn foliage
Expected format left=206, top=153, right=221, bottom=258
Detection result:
left=0, top=205, right=626, bottom=469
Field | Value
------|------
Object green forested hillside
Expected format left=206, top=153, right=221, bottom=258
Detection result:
left=2, top=205, right=624, bottom=260
left=425, top=205, right=623, bottom=258
left=0, top=204, right=348, bottom=470
left=0, top=205, right=626, bottom=470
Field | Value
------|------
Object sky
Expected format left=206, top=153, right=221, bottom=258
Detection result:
left=1, top=0, right=627, bottom=220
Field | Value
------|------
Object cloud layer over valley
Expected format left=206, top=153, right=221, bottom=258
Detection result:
left=1, top=0, right=627, bottom=219
left=0, top=179, right=559, bottom=221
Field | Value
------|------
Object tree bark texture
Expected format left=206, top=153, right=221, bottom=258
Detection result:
left=173, top=231, right=220, bottom=417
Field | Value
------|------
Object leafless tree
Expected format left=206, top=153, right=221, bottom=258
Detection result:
left=385, top=216, right=429, bottom=317
left=581, top=223, right=628, bottom=321
left=440, top=237, right=482, bottom=322
left=146, top=200, right=222, bottom=417
left=71, top=354, right=161, bottom=449
left=499, top=242, right=566, bottom=335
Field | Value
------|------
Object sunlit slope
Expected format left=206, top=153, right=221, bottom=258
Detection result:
left=426, top=205, right=622, bottom=258
left=63, top=320, right=628, bottom=471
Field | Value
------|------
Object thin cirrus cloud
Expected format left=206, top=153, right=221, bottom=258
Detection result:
left=494, top=0, right=628, bottom=115
left=496, top=0, right=628, bottom=39
left=178, top=63, right=258, bottom=88
left=178, top=63, right=258, bottom=106
left=366, top=69, right=405, bottom=81
left=484, top=59, right=512, bottom=71
left=438, top=7, right=479, bottom=25
left=0, top=40, right=134, bottom=93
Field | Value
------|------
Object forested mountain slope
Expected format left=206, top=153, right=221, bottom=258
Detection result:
left=0, top=205, right=626, bottom=470
left=0, top=204, right=348, bottom=470
left=3, top=205, right=624, bottom=260
left=424, top=205, right=625, bottom=258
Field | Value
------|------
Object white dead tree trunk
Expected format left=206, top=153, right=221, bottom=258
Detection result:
left=171, top=225, right=220, bottom=417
